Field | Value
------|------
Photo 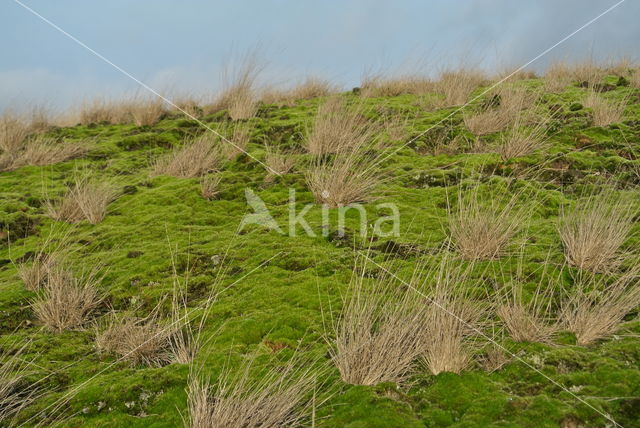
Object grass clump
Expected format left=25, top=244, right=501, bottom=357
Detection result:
left=583, top=92, right=626, bottom=126
left=496, top=263, right=558, bottom=343
left=264, top=144, right=295, bottom=182
left=1, top=135, right=86, bottom=171
left=200, top=174, right=222, bottom=200
left=331, top=257, right=429, bottom=385
left=262, top=77, right=336, bottom=105
left=433, top=69, right=486, bottom=107
left=152, top=134, right=223, bottom=178
left=212, top=54, right=263, bottom=120
left=448, top=185, right=529, bottom=260
left=32, top=265, right=102, bottom=332
left=558, top=190, right=636, bottom=273
left=497, top=120, right=548, bottom=161
left=0, top=343, right=40, bottom=424
left=306, top=148, right=384, bottom=207
left=421, top=260, right=486, bottom=375
left=0, top=112, right=29, bottom=153
left=130, top=98, right=166, bottom=126
left=305, top=97, right=379, bottom=155
left=18, top=253, right=60, bottom=292
left=360, top=74, right=433, bottom=97
left=95, top=312, right=176, bottom=367
left=560, top=270, right=640, bottom=345
left=187, top=357, right=318, bottom=428
left=46, top=178, right=118, bottom=224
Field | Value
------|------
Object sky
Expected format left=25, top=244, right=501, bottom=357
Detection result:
left=1, top=0, right=639, bottom=112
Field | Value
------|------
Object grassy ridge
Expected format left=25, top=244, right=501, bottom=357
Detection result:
left=1, top=73, right=640, bottom=427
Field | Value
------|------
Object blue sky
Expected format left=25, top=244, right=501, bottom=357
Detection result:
left=1, top=0, right=638, bottom=111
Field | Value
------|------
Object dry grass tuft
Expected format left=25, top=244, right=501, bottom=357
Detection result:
left=421, top=261, right=486, bottom=375
left=46, top=178, right=118, bottom=224
left=306, top=147, right=384, bottom=207
left=213, top=54, right=263, bottom=120
left=264, top=144, right=295, bottom=182
left=129, top=98, right=166, bottom=126
left=4, top=136, right=87, bottom=171
left=464, top=86, right=539, bottom=136
left=496, top=119, right=548, bottom=161
left=463, top=107, right=512, bottom=136
left=478, top=345, right=510, bottom=372
left=558, top=190, right=636, bottom=273
left=305, top=97, right=379, bottom=155
left=544, top=61, right=607, bottom=92
left=583, top=91, right=627, bottom=126
left=291, top=77, right=336, bottom=99
left=173, top=96, right=203, bottom=118
left=28, top=105, right=52, bottom=133
left=0, top=112, right=30, bottom=153
left=95, top=311, right=176, bottom=367
left=560, top=270, right=640, bottom=345
left=544, top=63, right=574, bottom=93
left=32, top=265, right=102, bottom=332
left=78, top=98, right=132, bottom=125
left=448, top=185, right=530, bottom=260
left=262, top=77, right=336, bottom=105
left=360, top=75, right=433, bottom=98
left=200, top=174, right=222, bottom=200
left=496, top=263, right=558, bottom=343
left=433, top=69, right=486, bottom=107
left=1, top=343, right=39, bottom=423
left=220, top=122, right=253, bottom=161
left=18, top=253, right=60, bottom=292
left=187, top=357, right=318, bottom=428
left=152, top=134, right=223, bottom=178
left=383, top=114, right=410, bottom=141
left=630, top=70, right=640, bottom=89
left=331, top=258, right=429, bottom=385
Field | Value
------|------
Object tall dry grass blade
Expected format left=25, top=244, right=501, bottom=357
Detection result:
left=558, top=190, right=636, bottom=273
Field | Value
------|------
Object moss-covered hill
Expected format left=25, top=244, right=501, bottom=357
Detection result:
left=1, top=73, right=640, bottom=427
